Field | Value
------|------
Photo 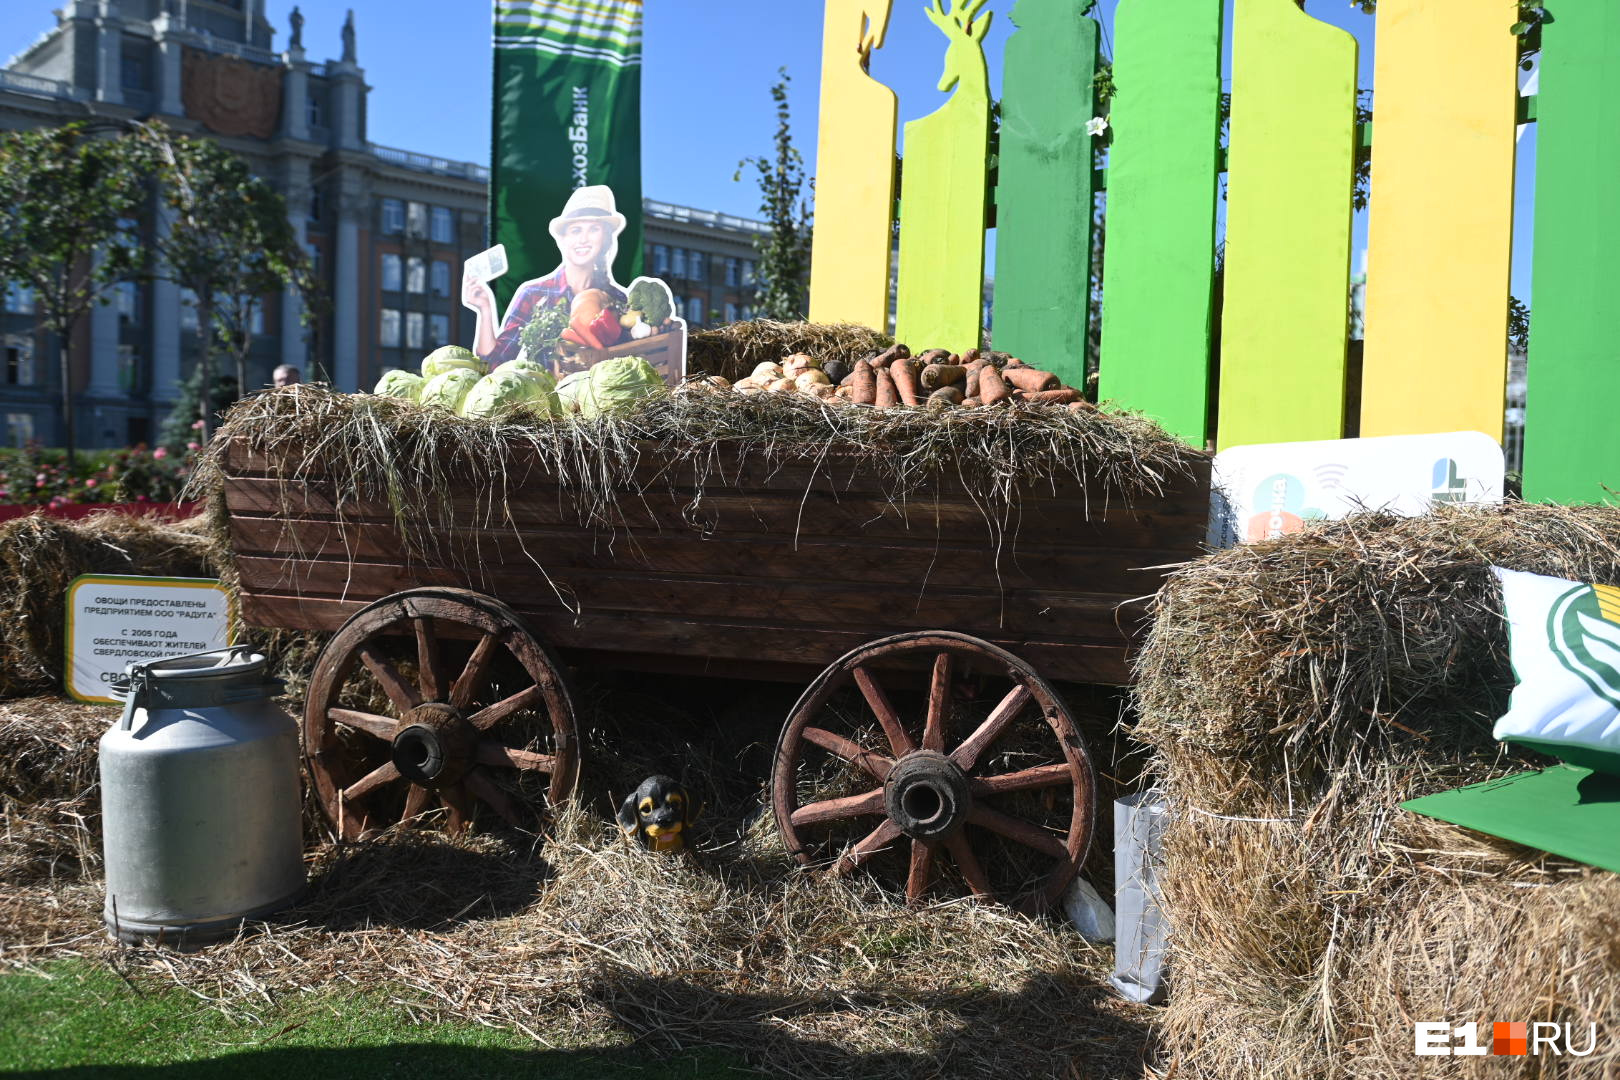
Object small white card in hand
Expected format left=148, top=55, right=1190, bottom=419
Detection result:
left=464, top=244, right=508, bottom=284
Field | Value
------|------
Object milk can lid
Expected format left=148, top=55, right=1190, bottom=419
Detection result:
left=111, top=645, right=278, bottom=714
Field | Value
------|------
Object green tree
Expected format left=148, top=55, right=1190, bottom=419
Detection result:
left=132, top=122, right=315, bottom=438
left=736, top=69, right=813, bottom=321
left=0, top=123, right=148, bottom=472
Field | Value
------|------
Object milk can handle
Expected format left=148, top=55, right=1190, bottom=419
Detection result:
left=113, top=644, right=258, bottom=730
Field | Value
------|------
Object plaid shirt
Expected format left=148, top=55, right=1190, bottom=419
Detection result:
left=487, top=266, right=625, bottom=369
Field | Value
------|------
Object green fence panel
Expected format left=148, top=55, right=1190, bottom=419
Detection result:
left=1096, top=0, right=1224, bottom=447
left=990, top=0, right=1099, bottom=385
left=1524, top=2, right=1620, bottom=504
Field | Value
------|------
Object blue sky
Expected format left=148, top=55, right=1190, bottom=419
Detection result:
left=1, top=1, right=1536, bottom=297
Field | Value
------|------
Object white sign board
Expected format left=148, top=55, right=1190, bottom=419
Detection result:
left=1211, top=431, right=1505, bottom=548
left=66, top=575, right=234, bottom=704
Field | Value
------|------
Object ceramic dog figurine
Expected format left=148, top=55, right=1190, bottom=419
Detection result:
left=618, top=775, right=695, bottom=853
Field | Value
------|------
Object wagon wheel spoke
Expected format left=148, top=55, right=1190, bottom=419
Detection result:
left=789, top=787, right=885, bottom=828
left=922, top=652, right=952, bottom=752
left=831, top=819, right=903, bottom=876
left=906, top=839, right=934, bottom=904
left=414, top=616, right=445, bottom=701
left=465, top=769, right=524, bottom=828
left=441, top=783, right=474, bottom=833
left=467, top=684, right=546, bottom=732
left=802, top=726, right=895, bottom=781
left=475, top=741, right=558, bottom=774
left=342, top=760, right=400, bottom=803
left=852, top=666, right=917, bottom=756
left=967, top=804, right=1069, bottom=860
left=358, top=644, right=421, bottom=714
left=945, top=833, right=993, bottom=899
left=400, top=783, right=433, bottom=825
left=328, top=707, right=397, bottom=742
left=950, top=685, right=1031, bottom=771
left=969, top=762, right=1074, bottom=797
left=450, top=632, right=502, bottom=711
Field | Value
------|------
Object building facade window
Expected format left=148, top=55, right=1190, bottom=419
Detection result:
left=740, top=304, right=753, bottom=321
left=406, top=201, right=429, bottom=238
left=307, top=93, right=324, bottom=128
left=672, top=247, right=686, bottom=279
left=431, top=207, right=454, bottom=245
left=117, top=344, right=139, bottom=394
left=248, top=299, right=265, bottom=336
left=405, top=257, right=426, bottom=294
left=689, top=252, right=705, bottom=283
left=652, top=244, right=669, bottom=275
left=306, top=242, right=322, bottom=277
left=742, top=260, right=757, bottom=285
left=380, top=308, right=401, bottom=347
left=381, top=198, right=405, bottom=235
left=685, top=296, right=703, bottom=325
left=429, top=314, right=450, bottom=346
left=180, top=288, right=199, bottom=332
left=723, top=302, right=738, bottom=323
left=5, top=413, right=34, bottom=449
left=405, top=311, right=424, bottom=350
left=4, top=283, right=34, bottom=314
left=430, top=260, right=451, bottom=297
left=380, top=253, right=402, bottom=292
left=5, top=335, right=36, bottom=385
left=725, top=257, right=739, bottom=286
left=115, top=281, right=140, bottom=323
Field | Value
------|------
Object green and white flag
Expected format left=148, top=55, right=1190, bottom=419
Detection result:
left=491, top=0, right=644, bottom=311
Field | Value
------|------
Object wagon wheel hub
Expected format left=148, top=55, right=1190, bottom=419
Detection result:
left=391, top=702, right=475, bottom=788
left=885, top=750, right=972, bottom=842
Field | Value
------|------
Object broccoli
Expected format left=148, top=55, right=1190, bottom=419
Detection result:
left=627, top=279, right=672, bottom=327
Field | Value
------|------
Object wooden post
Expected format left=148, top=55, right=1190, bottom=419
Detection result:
left=808, top=1, right=899, bottom=332
left=894, top=0, right=994, bottom=355
left=1360, top=0, right=1518, bottom=441
left=1217, top=0, right=1358, bottom=449
left=1523, top=2, right=1620, bottom=504
left=1095, top=0, right=1224, bottom=447
left=989, top=0, right=1098, bottom=387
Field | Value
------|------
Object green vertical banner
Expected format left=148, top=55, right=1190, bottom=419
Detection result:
left=491, top=0, right=645, bottom=312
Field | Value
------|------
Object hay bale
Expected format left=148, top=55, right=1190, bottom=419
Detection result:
left=1132, top=502, right=1620, bottom=1078
left=0, top=697, right=110, bottom=882
left=687, top=319, right=892, bottom=383
left=0, top=512, right=216, bottom=698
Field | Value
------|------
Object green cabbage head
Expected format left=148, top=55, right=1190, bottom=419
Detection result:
left=421, top=344, right=485, bottom=379
left=460, top=366, right=560, bottom=419
left=419, top=368, right=481, bottom=413
left=572, top=356, right=665, bottom=419
left=372, top=369, right=424, bottom=402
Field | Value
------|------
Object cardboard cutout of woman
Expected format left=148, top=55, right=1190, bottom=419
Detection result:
left=463, top=185, right=630, bottom=370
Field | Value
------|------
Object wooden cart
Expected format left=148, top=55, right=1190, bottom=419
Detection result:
left=221, top=435, right=1210, bottom=913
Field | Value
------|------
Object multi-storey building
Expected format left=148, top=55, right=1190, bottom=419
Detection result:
left=0, top=1, right=764, bottom=449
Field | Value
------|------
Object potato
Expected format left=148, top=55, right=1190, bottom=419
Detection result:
left=795, top=371, right=831, bottom=391
left=752, top=362, right=785, bottom=381
left=768, top=377, right=796, bottom=393
left=783, top=352, right=821, bottom=378
left=734, top=376, right=770, bottom=391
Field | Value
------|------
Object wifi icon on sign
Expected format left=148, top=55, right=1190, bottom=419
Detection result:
left=1312, top=463, right=1350, bottom=491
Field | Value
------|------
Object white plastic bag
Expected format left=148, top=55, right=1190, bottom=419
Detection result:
left=1110, top=792, right=1170, bottom=1004
left=1062, top=873, right=1115, bottom=943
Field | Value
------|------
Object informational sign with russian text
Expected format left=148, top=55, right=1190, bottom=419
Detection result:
left=65, top=575, right=234, bottom=704
left=1210, top=431, right=1505, bottom=547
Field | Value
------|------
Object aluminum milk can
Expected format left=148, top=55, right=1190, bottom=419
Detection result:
left=100, top=646, right=305, bottom=947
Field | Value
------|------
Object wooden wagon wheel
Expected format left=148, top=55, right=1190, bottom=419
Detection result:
left=304, top=588, right=579, bottom=840
left=772, top=631, right=1096, bottom=915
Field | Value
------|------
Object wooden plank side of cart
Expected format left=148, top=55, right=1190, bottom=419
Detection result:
left=220, top=437, right=1212, bottom=685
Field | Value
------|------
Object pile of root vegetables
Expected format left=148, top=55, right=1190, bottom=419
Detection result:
left=683, top=345, right=1092, bottom=414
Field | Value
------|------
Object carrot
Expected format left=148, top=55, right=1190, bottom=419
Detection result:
left=921, top=364, right=966, bottom=390
left=915, top=348, right=952, bottom=367
left=927, top=386, right=964, bottom=408
left=1066, top=400, right=1096, bottom=413
left=962, top=396, right=982, bottom=408
left=849, top=358, right=877, bottom=405
left=874, top=366, right=898, bottom=408
left=1002, top=367, right=1060, bottom=393
left=960, top=348, right=982, bottom=365
left=870, top=344, right=909, bottom=369
left=980, top=365, right=1011, bottom=405
left=890, top=358, right=924, bottom=405
left=963, top=360, right=987, bottom=399
left=1021, top=388, right=1081, bottom=405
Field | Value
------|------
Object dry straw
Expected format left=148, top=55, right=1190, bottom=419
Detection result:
left=686, top=318, right=893, bottom=383
left=0, top=512, right=216, bottom=697
left=1132, top=502, right=1620, bottom=1079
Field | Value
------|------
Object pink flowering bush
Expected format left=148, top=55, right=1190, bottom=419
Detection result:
left=0, top=441, right=200, bottom=505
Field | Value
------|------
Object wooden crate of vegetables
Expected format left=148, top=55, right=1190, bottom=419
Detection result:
left=214, top=336, right=1210, bottom=911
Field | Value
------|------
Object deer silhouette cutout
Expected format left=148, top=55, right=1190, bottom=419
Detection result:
left=894, top=0, right=994, bottom=353
left=809, top=0, right=899, bottom=329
